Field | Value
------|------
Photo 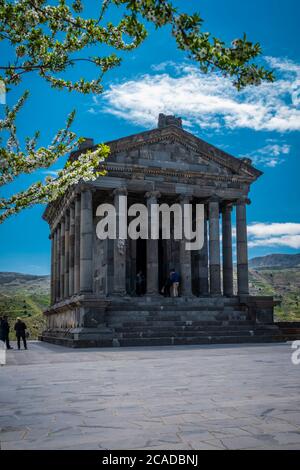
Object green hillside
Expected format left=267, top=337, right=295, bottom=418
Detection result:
left=0, top=273, right=50, bottom=339
left=249, top=268, right=300, bottom=321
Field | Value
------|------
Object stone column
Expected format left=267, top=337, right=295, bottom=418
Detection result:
left=74, top=195, right=81, bottom=294
left=208, top=197, right=221, bottom=295
left=179, top=195, right=192, bottom=296
left=236, top=198, right=249, bottom=295
left=69, top=203, right=75, bottom=296
left=146, top=191, right=160, bottom=295
left=64, top=209, right=70, bottom=298
left=52, top=230, right=57, bottom=303
left=222, top=203, right=233, bottom=296
left=113, top=187, right=127, bottom=295
left=198, top=205, right=209, bottom=295
left=80, top=189, right=93, bottom=293
left=56, top=225, right=61, bottom=301
left=50, top=233, right=55, bottom=304
left=60, top=217, right=65, bottom=299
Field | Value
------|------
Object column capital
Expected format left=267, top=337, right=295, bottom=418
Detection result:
left=113, top=186, right=128, bottom=197
left=145, top=190, right=161, bottom=200
left=178, top=194, right=192, bottom=203
left=221, top=201, right=233, bottom=213
left=208, top=194, right=221, bottom=204
left=236, top=196, right=251, bottom=206
left=74, top=182, right=93, bottom=195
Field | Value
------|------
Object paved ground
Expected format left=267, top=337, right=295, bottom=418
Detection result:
left=0, top=341, right=300, bottom=450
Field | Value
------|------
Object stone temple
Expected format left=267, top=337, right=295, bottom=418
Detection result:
left=41, top=114, right=280, bottom=347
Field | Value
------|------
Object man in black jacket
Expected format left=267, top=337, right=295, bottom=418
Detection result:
left=1, top=316, right=12, bottom=349
left=14, top=317, right=27, bottom=350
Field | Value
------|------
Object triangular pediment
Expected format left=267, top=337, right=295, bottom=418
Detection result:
left=106, top=125, right=261, bottom=181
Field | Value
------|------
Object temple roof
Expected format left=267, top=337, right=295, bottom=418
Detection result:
left=70, top=113, right=262, bottom=181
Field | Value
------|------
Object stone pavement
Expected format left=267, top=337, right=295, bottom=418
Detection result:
left=0, top=341, right=300, bottom=450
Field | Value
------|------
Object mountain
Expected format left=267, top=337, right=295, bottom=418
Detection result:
left=249, top=253, right=300, bottom=269
left=0, top=272, right=50, bottom=291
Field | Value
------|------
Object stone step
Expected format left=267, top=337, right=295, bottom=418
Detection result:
left=113, top=320, right=256, bottom=327
left=115, top=330, right=277, bottom=339
left=109, top=319, right=256, bottom=327
left=107, top=308, right=245, bottom=314
left=108, top=316, right=249, bottom=327
left=40, top=330, right=289, bottom=348
left=113, top=324, right=277, bottom=332
left=106, top=310, right=245, bottom=320
left=109, top=303, right=246, bottom=310
left=116, top=334, right=286, bottom=348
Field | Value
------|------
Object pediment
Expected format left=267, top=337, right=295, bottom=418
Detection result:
left=107, top=126, right=261, bottom=181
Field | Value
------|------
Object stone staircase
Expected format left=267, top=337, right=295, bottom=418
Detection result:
left=40, top=298, right=300, bottom=348
left=104, top=297, right=289, bottom=348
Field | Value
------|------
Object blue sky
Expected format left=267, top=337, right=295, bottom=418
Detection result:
left=0, top=0, right=300, bottom=275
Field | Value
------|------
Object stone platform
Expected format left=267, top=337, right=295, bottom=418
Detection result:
left=40, top=295, right=292, bottom=348
left=1, top=341, right=300, bottom=450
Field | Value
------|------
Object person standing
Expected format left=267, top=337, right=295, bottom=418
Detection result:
left=136, top=271, right=145, bottom=296
left=170, top=269, right=180, bottom=297
left=14, top=317, right=27, bottom=350
left=0, top=316, right=4, bottom=343
left=1, top=315, right=12, bottom=349
left=161, top=276, right=172, bottom=297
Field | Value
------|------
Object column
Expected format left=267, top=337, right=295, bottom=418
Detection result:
left=52, top=230, right=57, bottom=303
left=236, top=198, right=249, bottom=295
left=179, top=195, right=192, bottom=296
left=56, top=224, right=61, bottom=300
left=146, top=191, right=160, bottom=295
left=69, top=203, right=75, bottom=296
left=80, top=189, right=93, bottom=293
left=222, top=203, right=234, bottom=296
left=198, top=205, right=209, bottom=295
left=208, top=196, right=221, bottom=295
left=60, top=217, right=65, bottom=299
left=64, top=209, right=70, bottom=298
left=113, top=187, right=127, bottom=295
left=50, top=233, right=55, bottom=304
left=74, top=195, right=81, bottom=293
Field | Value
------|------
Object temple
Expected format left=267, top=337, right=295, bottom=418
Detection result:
left=41, top=114, right=279, bottom=347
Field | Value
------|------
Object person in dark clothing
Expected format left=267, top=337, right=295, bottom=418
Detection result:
left=161, top=276, right=172, bottom=297
left=1, top=316, right=12, bottom=349
left=14, top=317, right=27, bottom=350
left=0, top=316, right=4, bottom=343
left=170, top=269, right=180, bottom=297
left=136, top=271, right=145, bottom=296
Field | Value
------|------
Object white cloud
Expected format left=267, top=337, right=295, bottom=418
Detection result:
left=151, top=61, right=177, bottom=72
left=241, top=142, right=291, bottom=167
left=91, top=57, right=300, bottom=133
left=247, top=223, right=300, bottom=249
left=248, top=235, right=300, bottom=249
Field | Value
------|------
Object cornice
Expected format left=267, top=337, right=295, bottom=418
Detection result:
left=102, top=162, right=254, bottom=184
